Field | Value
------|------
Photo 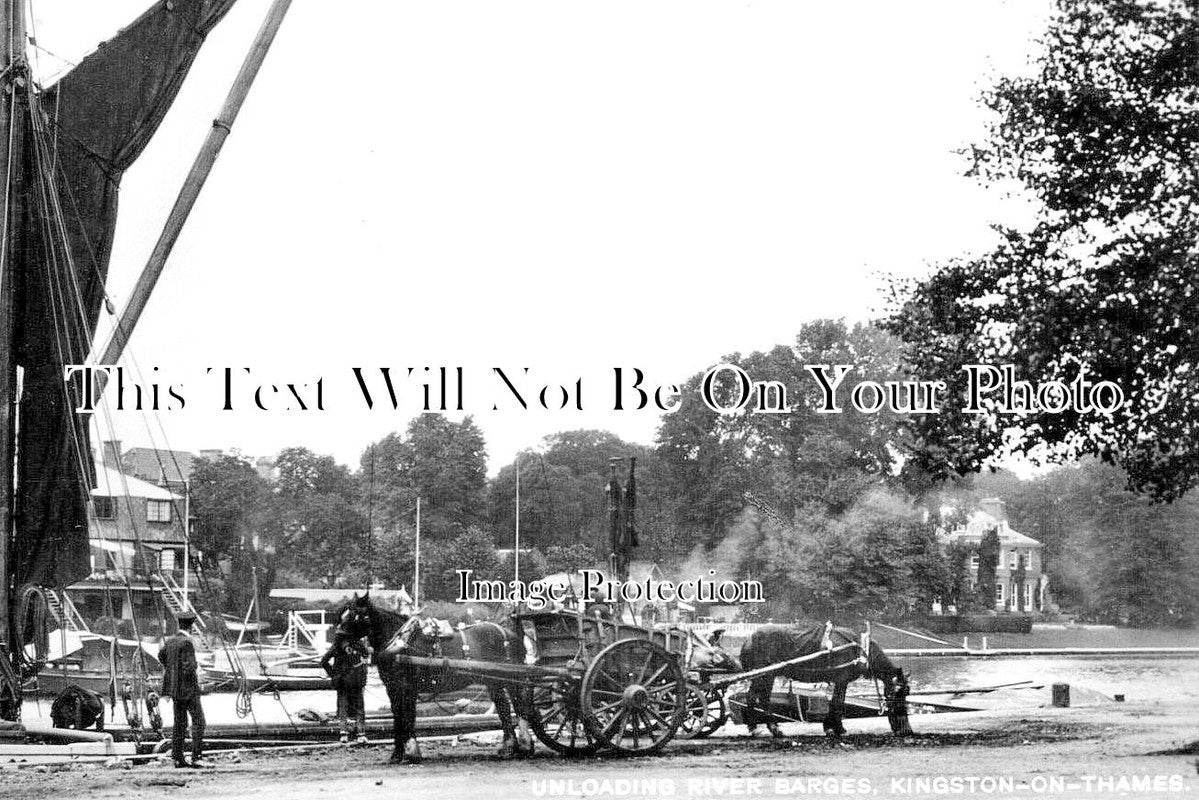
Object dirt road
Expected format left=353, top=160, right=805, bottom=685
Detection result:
left=5, top=701, right=1196, bottom=800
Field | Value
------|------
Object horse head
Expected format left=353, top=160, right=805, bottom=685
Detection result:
left=381, top=614, right=440, bottom=656
left=335, top=592, right=378, bottom=642
left=689, top=628, right=740, bottom=673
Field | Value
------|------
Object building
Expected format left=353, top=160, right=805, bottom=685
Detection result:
left=61, top=459, right=196, bottom=636
left=941, top=498, right=1049, bottom=614
left=108, top=442, right=199, bottom=485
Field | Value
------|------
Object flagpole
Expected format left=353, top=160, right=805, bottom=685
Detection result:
left=413, top=497, right=421, bottom=608
left=514, top=459, right=521, bottom=582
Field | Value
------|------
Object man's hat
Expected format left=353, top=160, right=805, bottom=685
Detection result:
left=176, top=610, right=198, bottom=623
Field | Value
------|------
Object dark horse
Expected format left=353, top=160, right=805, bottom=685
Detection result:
left=337, top=594, right=533, bottom=764
left=740, top=623, right=912, bottom=738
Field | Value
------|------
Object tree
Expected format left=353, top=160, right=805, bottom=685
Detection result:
left=756, top=490, right=950, bottom=620
left=544, top=543, right=598, bottom=575
left=365, top=415, right=489, bottom=540
left=974, top=527, right=1001, bottom=613
left=488, top=432, right=684, bottom=566
left=656, top=320, right=905, bottom=547
left=272, top=447, right=365, bottom=585
left=428, top=527, right=501, bottom=602
left=886, top=0, right=1199, bottom=500
left=945, top=543, right=973, bottom=611
left=188, top=454, right=273, bottom=567
left=276, top=446, right=354, bottom=498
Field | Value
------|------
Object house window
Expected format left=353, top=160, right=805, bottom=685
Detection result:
left=160, top=549, right=177, bottom=572
left=93, top=496, right=116, bottom=519
left=1025, top=582, right=1033, bottom=609
left=1020, top=551, right=1031, bottom=570
left=1008, top=550, right=1018, bottom=569
left=969, top=552, right=979, bottom=570
left=995, top=583, right=1004, bottom=603
left=146, top=500, right=172, bottom=523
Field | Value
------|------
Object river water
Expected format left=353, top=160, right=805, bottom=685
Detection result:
left=897, top=654, right=1199, bottom=703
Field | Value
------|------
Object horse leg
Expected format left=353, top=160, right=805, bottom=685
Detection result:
left=386, top=679, right=405, bottom=764
left=510, top=686, right=535, bottom=757
left=490, top=683, right=517, bottom=759
left=745, top=676, right=778, bottom=737
left=401, top=675, right=423, bottom=763
left=823, top=681, right=847, bottom=739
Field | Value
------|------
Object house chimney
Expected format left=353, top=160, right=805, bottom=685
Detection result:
left=102, top=440, right=122, bottom=469
left=979, top=497, right=1007, bottom=522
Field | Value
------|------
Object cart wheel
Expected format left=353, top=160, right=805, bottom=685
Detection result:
left=581, top=639, right=685, bottom=755
left=677, top=684, right=727, bottom=739
left=529, top=681, right=600, bottom=756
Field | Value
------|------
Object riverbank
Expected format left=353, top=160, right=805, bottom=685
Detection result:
left=5, top=697, right=1196, bottom=800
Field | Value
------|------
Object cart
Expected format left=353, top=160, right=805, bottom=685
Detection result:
left=381, top=611, right=873, bottom=757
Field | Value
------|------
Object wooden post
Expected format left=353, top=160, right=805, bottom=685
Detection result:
left=0, top=0, right=26, bottom=659
left=413, top=498, right=420, bottom=609
left=96, top=0, right=295, bottom=367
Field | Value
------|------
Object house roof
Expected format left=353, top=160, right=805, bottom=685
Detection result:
left=120, top=448, right=198, bottom=484
left=91, top=462, right=181, bottom=501
left=942, top=509, right=1042, bottom=548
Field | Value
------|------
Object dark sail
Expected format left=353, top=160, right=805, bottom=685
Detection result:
left=11, top=0, right=236, bottom=589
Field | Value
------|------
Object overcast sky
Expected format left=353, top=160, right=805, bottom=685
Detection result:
left=35, top=0, right=1051, bottom=473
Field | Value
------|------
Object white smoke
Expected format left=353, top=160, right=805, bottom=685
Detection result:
left=678, top=507, right=761, bottom=583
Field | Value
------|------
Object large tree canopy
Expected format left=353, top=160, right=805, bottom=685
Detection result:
left=886, top=0, right=1199, bottom=499
left=364, top=416, right=489, bottom=540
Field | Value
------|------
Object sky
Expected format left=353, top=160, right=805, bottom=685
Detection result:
left=32, top=0, right=1052, bottom=473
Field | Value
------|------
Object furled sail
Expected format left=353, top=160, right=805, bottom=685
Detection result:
left=10, top=0, right=236, bottom=589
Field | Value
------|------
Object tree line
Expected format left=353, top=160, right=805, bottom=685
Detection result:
left=185, top=318, right=1197, bottom=627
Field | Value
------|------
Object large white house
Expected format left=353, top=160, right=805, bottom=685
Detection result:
left=941, top=498, right=1050, bottom=614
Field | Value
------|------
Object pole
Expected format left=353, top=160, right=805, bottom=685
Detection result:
left=0, top=0, right=25, bottom=665
left=413, top=498, right=420, bottom=609
left=514, top=459, right=520, bottom=583
left=95, top=0, right=295, bottom=367
left=182, top=480, right=190, bottom=610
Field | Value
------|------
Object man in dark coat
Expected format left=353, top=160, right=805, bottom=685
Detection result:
left=320, top=634, right=370, bottom=744
left=159, top=611, right=205, bottom=768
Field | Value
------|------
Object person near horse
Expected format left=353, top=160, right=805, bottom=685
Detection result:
left=320, top=633, right=371, bottom=744
left=50, top=684, right=105, bottom=732
left=159, top=610, right=206, bottom=768
left=338, top=594, right=534, bottom=764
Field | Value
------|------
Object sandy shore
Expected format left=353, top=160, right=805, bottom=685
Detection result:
left=5, top=698, right=1197, bottom=800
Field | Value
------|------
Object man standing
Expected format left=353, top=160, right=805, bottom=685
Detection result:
left=159, top=610, right=206, bottom=768
left=320, top=633, right=370, bottom=744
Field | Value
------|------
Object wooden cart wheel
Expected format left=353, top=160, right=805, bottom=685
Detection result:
left=581, top=639, right=685, bottom=755
left=677, top=683, right=728, bottom=739
left=529, top=681, right=600, bottom=756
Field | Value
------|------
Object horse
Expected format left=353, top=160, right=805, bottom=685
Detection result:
left=336, top=594, right=534, bottom=764
left=739, top=623, right=912, bottom=738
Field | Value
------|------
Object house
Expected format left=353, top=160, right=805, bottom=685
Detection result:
left=941, top=498, right=1049, bottom=614
left=107, top=441, right=199, bottom=485
left=62, top=460, right=196, bottom=635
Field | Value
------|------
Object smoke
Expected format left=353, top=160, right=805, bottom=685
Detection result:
left=678, top=508, right=761, bottom=582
